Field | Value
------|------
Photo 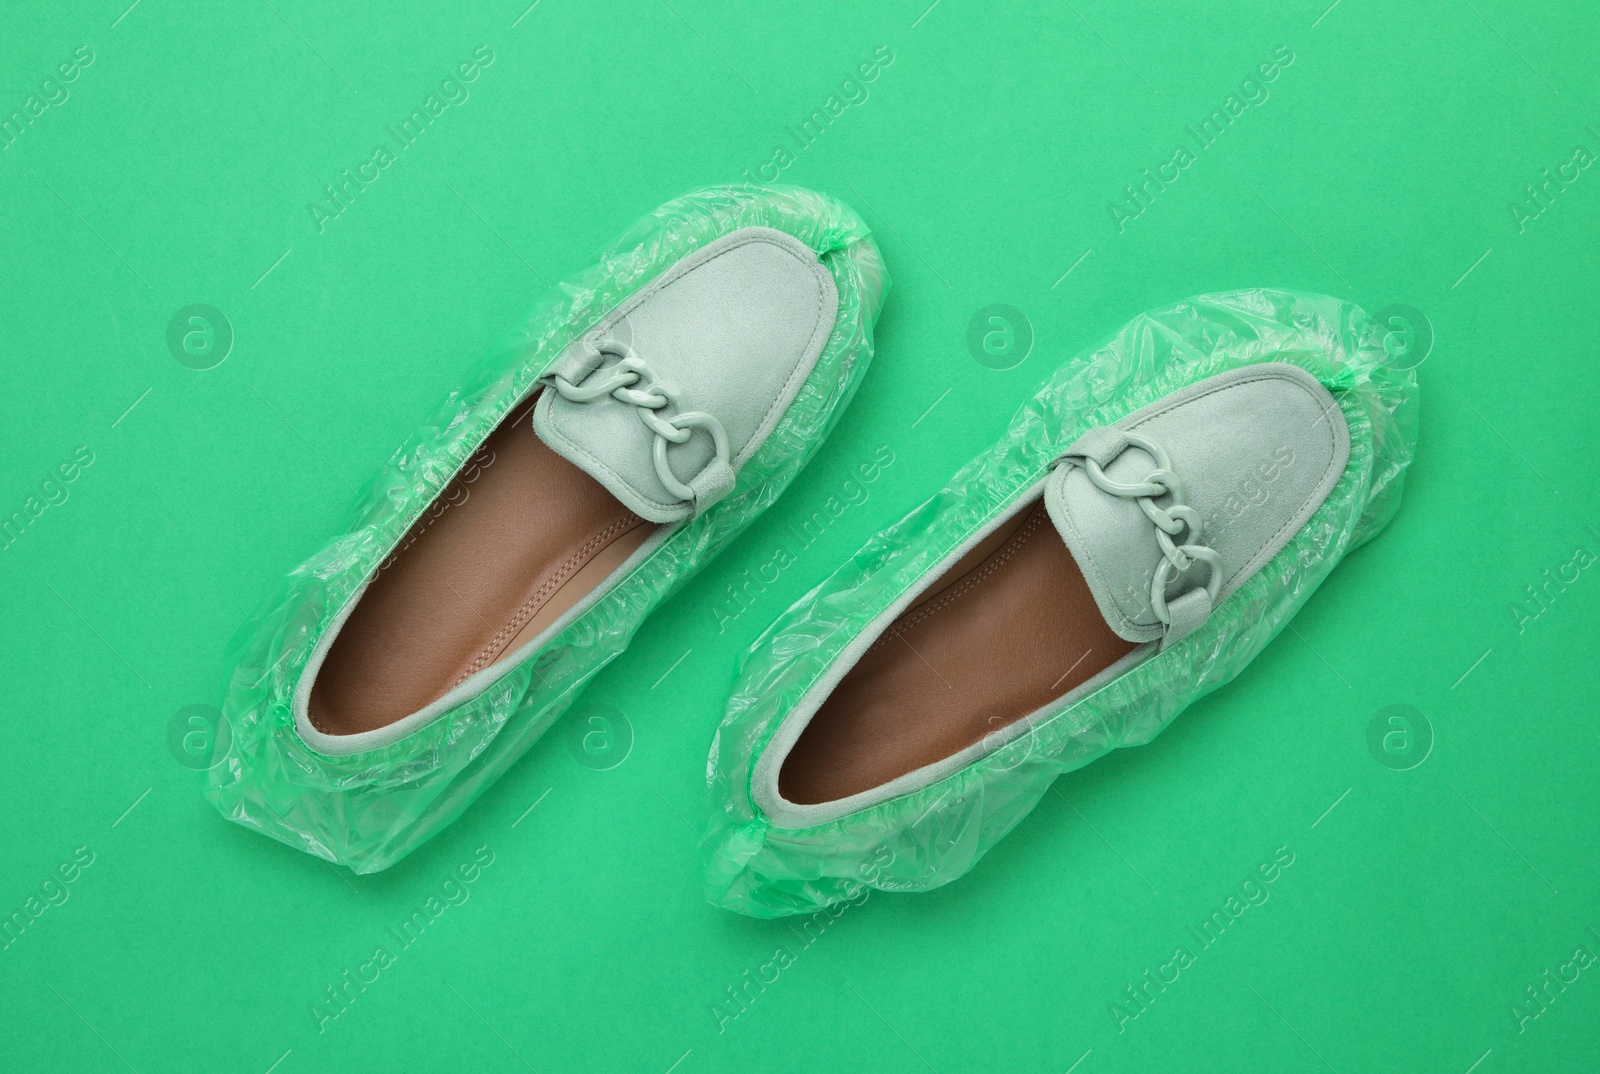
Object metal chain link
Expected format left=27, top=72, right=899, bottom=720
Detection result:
left=550, top=339, right=730, bottom=502
left=1083, top=431, right=1221, bottom=625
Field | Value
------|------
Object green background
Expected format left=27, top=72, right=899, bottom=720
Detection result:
left=3, top=0, right=1596, bottom=1070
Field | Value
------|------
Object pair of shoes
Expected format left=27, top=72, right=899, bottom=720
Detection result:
left=206, top=187, right=1418, bottom=913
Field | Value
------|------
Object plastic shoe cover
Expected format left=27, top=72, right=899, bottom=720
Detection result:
left=205, top=185, right=888, bottom=873
left=702, top=289, right=1418, bottom=918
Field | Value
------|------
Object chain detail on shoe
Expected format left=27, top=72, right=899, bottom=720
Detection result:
left=1081, top=431, right=1222, bottom=626
left=550, top=338, right=731, bottom=503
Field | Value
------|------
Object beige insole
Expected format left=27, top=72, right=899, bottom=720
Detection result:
left=778, top=501, right=1136, bottom=805
left=309, top=395, right=656, bottom=736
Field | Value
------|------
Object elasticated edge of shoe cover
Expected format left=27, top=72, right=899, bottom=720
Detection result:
left=204, top=185, right=888, bottom=873
left=701, top=289, right=1419, bottom=919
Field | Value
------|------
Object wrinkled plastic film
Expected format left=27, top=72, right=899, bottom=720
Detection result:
left=206, top=186, right=887, bottom=872
left=702, top=289, right=1418, bottom=918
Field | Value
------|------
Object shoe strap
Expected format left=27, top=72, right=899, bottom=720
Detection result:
left=549, top=337, right=733, bottom=506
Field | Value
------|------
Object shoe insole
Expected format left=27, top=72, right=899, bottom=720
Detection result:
left=778, top=500, right=1136, bottom=805
left=308, top=395, right=656, bottom=736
